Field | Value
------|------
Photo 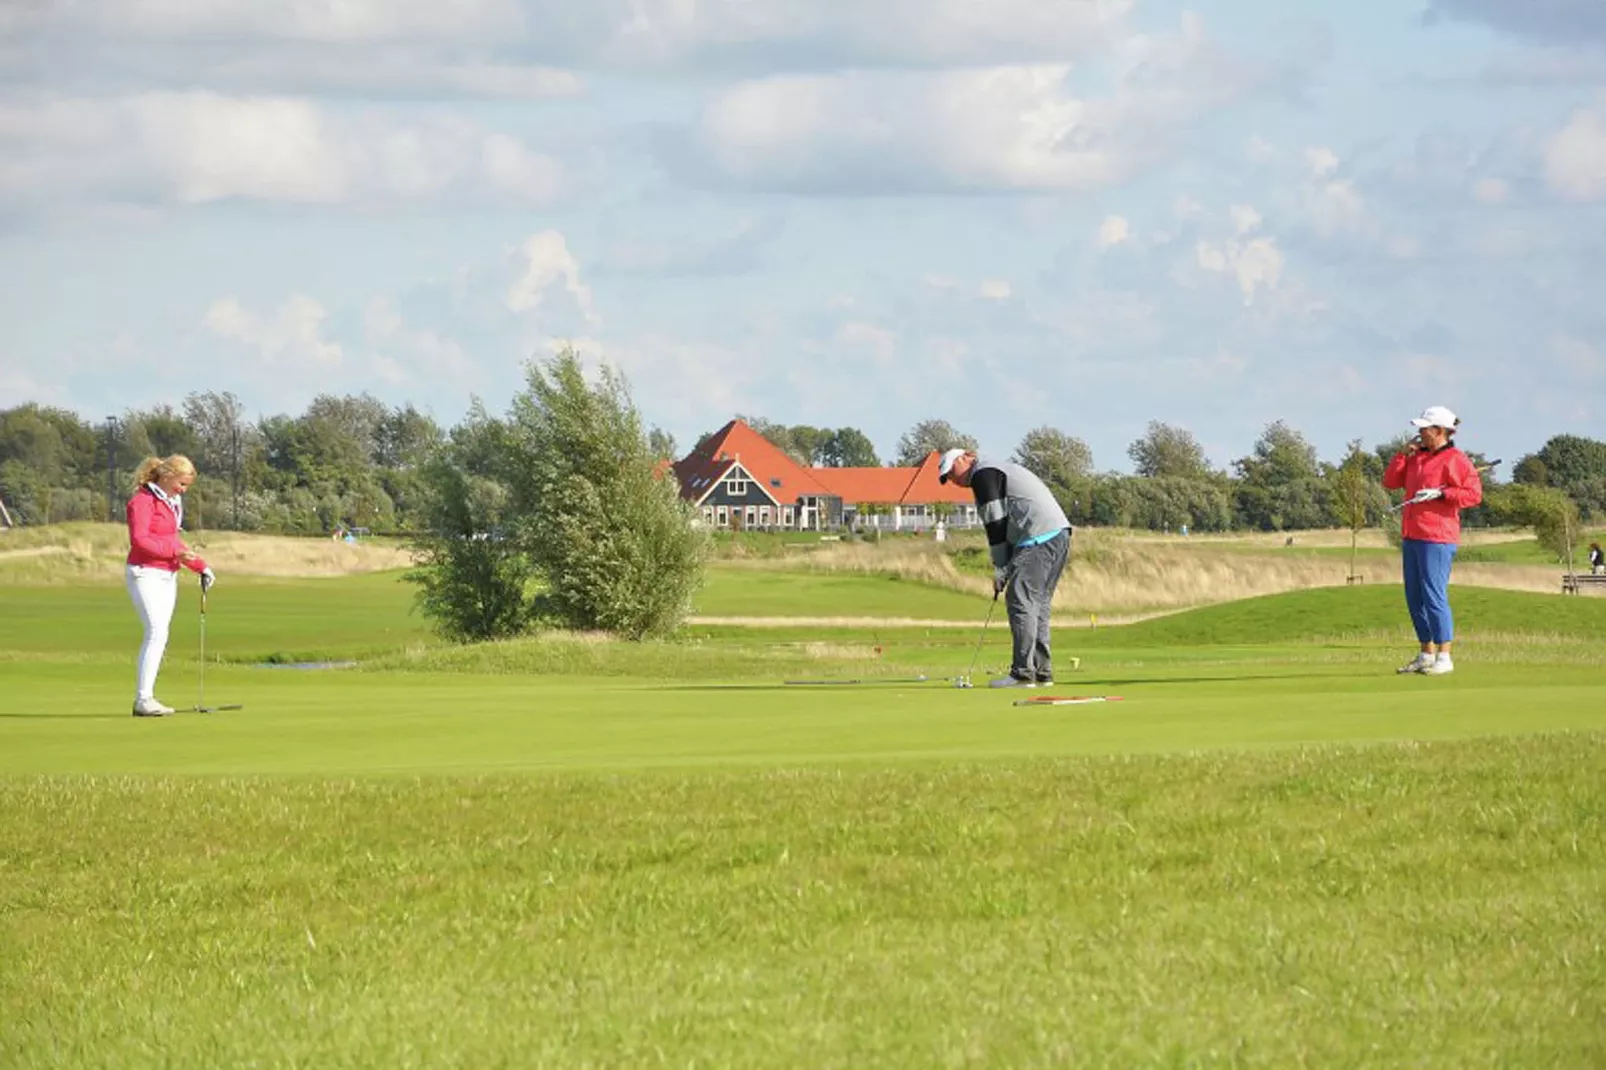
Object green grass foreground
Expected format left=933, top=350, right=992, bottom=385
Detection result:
left=3, top=738, right=1602, bottom=1069
left=4, top=562, right=1606, bottom=1066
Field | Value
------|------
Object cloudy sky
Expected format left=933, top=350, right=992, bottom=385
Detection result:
left=3, top=0, right=1605, bottom=470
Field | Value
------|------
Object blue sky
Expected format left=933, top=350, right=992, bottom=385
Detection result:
left=2, top=0, right=1604, bottom=470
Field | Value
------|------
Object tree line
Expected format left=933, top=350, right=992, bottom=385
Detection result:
left=725, top=416, right=1606, bottom=534
left=3, top=395, right=1604, bottom=537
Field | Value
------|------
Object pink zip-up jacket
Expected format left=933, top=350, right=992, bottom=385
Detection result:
left=1383, top=446, right=1483, bottom=544
left=126, top=487, right=208, bottom=573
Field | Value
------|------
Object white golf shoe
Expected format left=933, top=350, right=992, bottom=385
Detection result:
left=1420, top=654, right=1454, bottom=676
left=1396, top=653, right=1433, bottom=674
left=132, top=697, right=175, bottom=717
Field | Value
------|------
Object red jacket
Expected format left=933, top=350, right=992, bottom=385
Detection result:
left=126, top=488, right=208, bottom=573
left=1383, top=447, right=1483, bottom=544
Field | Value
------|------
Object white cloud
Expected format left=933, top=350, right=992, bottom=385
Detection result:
left=1246, top=135, right=1278, bottom=162
left=1545, top=105, right=1606, bottom=200
left=1472, top=177, right=1509, bottom=203
left=1098, top=215, right=1131, bottom=248
left=506, top=231, right=598, bottom=322
left=203, top=295, right=343, bottom=368
left=1195, top=207, right=1285, bottom=306
left=10, top=0, right=1133, bottom=79
left=836, top=322, right=898, bottom=364
left=979, top=280, right=1013, bottom=301
left=0, top=92, right=564, bottom=209
left=1305, top=146, right=1340, bottom=178
left=363, top=298, right=478, bottom=387
left=678, top=15, right=1272, bottom=194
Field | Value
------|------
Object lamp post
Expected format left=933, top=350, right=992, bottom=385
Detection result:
left=104, top=416, right=118, bottom=523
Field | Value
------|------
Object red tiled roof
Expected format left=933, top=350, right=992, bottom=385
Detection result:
left=672, top=423, right=975, bottom=507
left=671, top=419, right=831, bottom=505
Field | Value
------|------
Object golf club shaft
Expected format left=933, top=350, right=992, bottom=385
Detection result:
left=964, top=592, right=1000, bottom=681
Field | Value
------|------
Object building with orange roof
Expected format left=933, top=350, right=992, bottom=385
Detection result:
left=673, top=419, right=979, bottom=532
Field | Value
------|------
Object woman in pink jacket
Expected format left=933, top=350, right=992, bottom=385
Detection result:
left=126, top=455, right=214, bottom=716
left=1382, top=406, right=1483, bottom=676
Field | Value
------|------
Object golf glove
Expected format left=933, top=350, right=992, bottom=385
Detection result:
left=993, top=566, right=1009, bottom=596
left=1409, top=488, right=1445, bottom=504
left=200, top=567, right=216, bottom=593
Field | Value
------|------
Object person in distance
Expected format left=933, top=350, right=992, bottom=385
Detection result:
left=1382, top=407, right=1483, bottom=676
left=126, top=454, right=216, bottom=716
left=938, top=448, right=1072, bottom=688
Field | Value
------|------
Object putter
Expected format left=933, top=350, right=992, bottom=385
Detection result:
left=955, top=583, right=1004, bottom=689
left=192, top=585, right=243, bottom=713
left=1013, top=695, right=1124, bottom=707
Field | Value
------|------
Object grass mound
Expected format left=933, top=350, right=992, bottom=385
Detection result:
left=1115, top=584, right=1606, bottom=646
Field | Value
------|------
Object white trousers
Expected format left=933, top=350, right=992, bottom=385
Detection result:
left=126, top=565, right=178, bottom=701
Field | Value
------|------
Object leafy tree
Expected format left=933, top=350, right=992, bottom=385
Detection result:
left=183, top=391, right=261, bottom=529
left=125, top=405, right=197, bottom=459
left=819, top=427, right=879, bottom=467
left=1485, top=484, right=1583, bottom=566
left=1534, top=434, right=1606, bottom=489
left=1234, top=421, right=1329, bottom=531
left=506, top=347, right=708, bottom=640
left=1332, top=439, right=1387, bottom=580
left=1012, top=427, right=1093, bottom=490
left=375, top=404, right=443, bottom=470
left=895, top=419, right=976, bottom=466
left=407, top=405, right=534, bottom=641
left=1512, top=454, right=1548, bottom=486
left=647, top=427, right=678, bottom=461
left=1127, top=421, right=1212, bottom=480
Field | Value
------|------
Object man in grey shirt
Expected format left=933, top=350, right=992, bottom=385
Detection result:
left=939, top=448, right=1072, bottom=688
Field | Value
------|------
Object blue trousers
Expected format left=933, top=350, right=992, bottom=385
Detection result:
left=1401, top=538, right=1458, bottom=644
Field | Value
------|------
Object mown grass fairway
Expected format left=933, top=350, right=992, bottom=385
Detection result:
left=3, top=546, right=1605, bottom=1068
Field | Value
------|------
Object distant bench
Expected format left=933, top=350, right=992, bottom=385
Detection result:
left=1562, top=573, right=1606, bottom=594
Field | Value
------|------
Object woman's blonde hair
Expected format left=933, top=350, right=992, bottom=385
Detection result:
left=132, top=454, right=197, bottom=492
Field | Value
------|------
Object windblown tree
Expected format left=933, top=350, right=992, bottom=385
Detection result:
left=895, top=419, right=977, bottom=466
left=506, top=347, right=708, bottom=640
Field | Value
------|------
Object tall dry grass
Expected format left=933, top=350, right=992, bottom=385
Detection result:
left=733, top=529, right=1567, bottom=614
left=0, top=522, right=414, bottom=583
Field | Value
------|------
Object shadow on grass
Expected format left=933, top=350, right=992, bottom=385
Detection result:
left=0, top=713, right=133, bottom=720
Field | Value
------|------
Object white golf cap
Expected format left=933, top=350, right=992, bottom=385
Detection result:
left=936, top=448, right=967, bottom=483
left=1410, top=405, right=1459, bottom=430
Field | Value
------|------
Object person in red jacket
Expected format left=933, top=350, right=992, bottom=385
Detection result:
left=126, top=454, right=214, bottom=716
left=1382, top=406, right=1483, bottom=676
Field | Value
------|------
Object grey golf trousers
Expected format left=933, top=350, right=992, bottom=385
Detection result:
left=1005, top=528, right=1071, bottom=681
